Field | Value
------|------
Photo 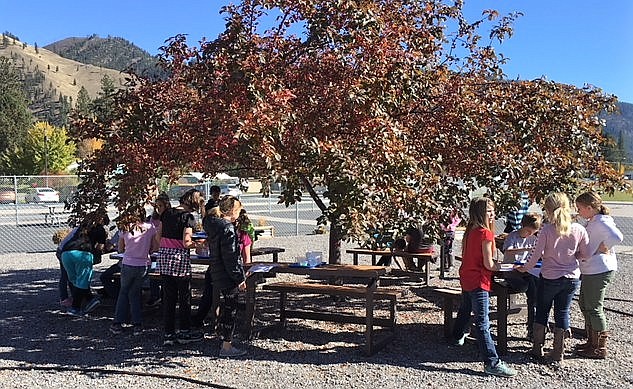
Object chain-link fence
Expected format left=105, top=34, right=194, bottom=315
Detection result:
left=0, top=175, right=329, bottom=254
left=1, top=175, right=631, bottom=254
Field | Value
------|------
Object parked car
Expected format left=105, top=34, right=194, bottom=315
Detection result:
left=220, top=184, right=242, bottom=199
left=27, top=187, right=60, bottom=203
left=0, top=189, right=16, bottom=204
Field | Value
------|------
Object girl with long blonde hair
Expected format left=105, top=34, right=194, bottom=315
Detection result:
left=518, top=192, right=589, bottom=363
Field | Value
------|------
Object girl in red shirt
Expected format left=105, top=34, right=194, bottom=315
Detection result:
left=451, top=197, right=517, bottom=378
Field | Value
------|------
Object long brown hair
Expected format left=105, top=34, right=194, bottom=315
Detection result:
left=462, top=197, right=495, bottom=257
left=575, top=191, right=610, bottom=215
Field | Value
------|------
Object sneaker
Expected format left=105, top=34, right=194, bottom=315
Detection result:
left=146, top=297, right=161, bottom=307
left=83, top=297, right=101, bottom=313
left=133, top=325, right=143, bottom=336
left=484, top=361, right=518, bottom=378
left=60, top=298, right=73, bottom=308
left=219, top=345, right=247, bottom=358
left=67, top=308, right=85, bottom=317
left=109, top=323, right=124, bottom=335
left=452, top=333, right=468, bottom=347
left=163, top=333, right=177, bottom=346
left=176, top=329, right=204, bottom=344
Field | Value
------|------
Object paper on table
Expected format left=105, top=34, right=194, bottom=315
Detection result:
left=499, top=263, right=515, bottom=272
left=248, top=263, right=277, bottom=273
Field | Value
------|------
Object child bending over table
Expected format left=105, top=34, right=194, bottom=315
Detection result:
left=501, top=213, right=542, bottom=339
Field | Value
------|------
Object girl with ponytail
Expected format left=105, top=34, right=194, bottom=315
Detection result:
left=517, top=192, right=589, bottom=363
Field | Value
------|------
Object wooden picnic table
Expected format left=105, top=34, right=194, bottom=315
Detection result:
left=243, top=262, right=395, bottom=355
left=108, top=246, right=285, bottom=264
left=346, top=247, right=437, bottom=285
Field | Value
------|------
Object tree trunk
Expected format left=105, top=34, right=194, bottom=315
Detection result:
left=328, top=222, right=344, bottom=264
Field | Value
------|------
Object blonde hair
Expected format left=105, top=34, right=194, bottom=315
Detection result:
left=207, top=206, right=221, bottom=218
left=575, top=191, right=610, bottom=215
left=544, top=192, right=572, bottom=236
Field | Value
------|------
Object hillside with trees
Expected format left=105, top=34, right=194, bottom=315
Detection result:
left=0, top=33, right=127, bottom=126
left=603, top=102, right=633, bottom=162
left=44, top=35, right=166, bottom=80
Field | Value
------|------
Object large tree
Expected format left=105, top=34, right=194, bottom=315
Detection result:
left=0, top=121, right=76, bottom=175
left=69, top=0, right=624, bottom=262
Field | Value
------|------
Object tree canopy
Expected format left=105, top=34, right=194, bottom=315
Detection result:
left=69, top=0, right=625, bottom=262
left=0, top=122, right=76, bottom=175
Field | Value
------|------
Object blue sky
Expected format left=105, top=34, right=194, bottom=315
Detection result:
left=1, top=0, right=631, bottom=102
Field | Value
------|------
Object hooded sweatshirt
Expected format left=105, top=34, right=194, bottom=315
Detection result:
left=580, top=214, right=623, bottom=275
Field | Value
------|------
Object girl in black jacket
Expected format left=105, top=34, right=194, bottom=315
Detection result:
left=204, top=195, right=246, bottom=357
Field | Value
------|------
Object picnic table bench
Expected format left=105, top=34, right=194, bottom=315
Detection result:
left=244, top=263, right=398, bottom=355
left=263, top=281, right=403, bottom=355
left=41, top=203, right=70, bottom=226
left=432, top=276, right=523, bottom=355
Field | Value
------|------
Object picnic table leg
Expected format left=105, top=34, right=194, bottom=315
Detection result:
left=439, top=243, right=446, bottom=279
left=272, top=252, right=279, bottom=263
left=364, top=278, right=377, bottom=356
left=424, top=259, right=430, bottom=285
left=353, top=253, right=359, bottom=266
left=241, top=274, right=260, bottom=338
left=496, top=286, right=509, bottom=355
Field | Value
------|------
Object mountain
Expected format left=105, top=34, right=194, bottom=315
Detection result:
left=44, top=35, right=165, bottom=80
left=0, top=33, right=126, bottom=126
left=603, top=102, right=633, bottom=160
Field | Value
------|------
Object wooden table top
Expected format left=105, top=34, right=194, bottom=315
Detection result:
left=248, top=262, right=388, bottom=278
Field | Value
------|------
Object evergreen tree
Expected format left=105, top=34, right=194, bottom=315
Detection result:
left=76, top=86, right=92, bottom=116
left=92, top=74, right=116, bottom=122
left=0, top=57, right=32, bottom=160
left=34, top=42, right=38, bottom=53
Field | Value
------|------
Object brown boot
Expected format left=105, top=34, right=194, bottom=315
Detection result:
left=575, top=322, right=593, bottom=352
left=577, top=330, right=608, bottom=359
left=546, top=327, right=565, bottom=362
left=531, top=323, right=547, bottom=358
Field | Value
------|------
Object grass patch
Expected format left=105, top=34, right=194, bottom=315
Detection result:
left=604, top=190, right=633, bottom=202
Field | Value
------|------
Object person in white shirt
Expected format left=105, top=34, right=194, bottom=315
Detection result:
left=574, top=192, right=623, bottom=359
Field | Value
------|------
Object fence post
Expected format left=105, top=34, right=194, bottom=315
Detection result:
left=295, top=201, right=299, bottom=236
left=268, top=192, right=272, bottom=215
left=13, top=175, right=18, bottom=226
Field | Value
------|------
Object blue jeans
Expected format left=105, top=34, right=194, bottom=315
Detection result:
left=453, top=289, right=499, bottom=368
left=114, top=264, right=148, bottom=325
left=536, top=276, right=580, bottom=329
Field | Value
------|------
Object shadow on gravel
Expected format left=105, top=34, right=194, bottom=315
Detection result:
left=0, top=268, right=218, bottom=369
left=0, top=267, right=527, bottom=379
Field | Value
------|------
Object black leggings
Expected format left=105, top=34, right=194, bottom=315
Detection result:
left=162, top=275, right=192, bottom=334
left=218, top=287, right=239, bottom=342
left=70, top=284, right=93, bottom=310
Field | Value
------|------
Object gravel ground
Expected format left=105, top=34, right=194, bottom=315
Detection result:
left=1, top=235, right=632, bottom=388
